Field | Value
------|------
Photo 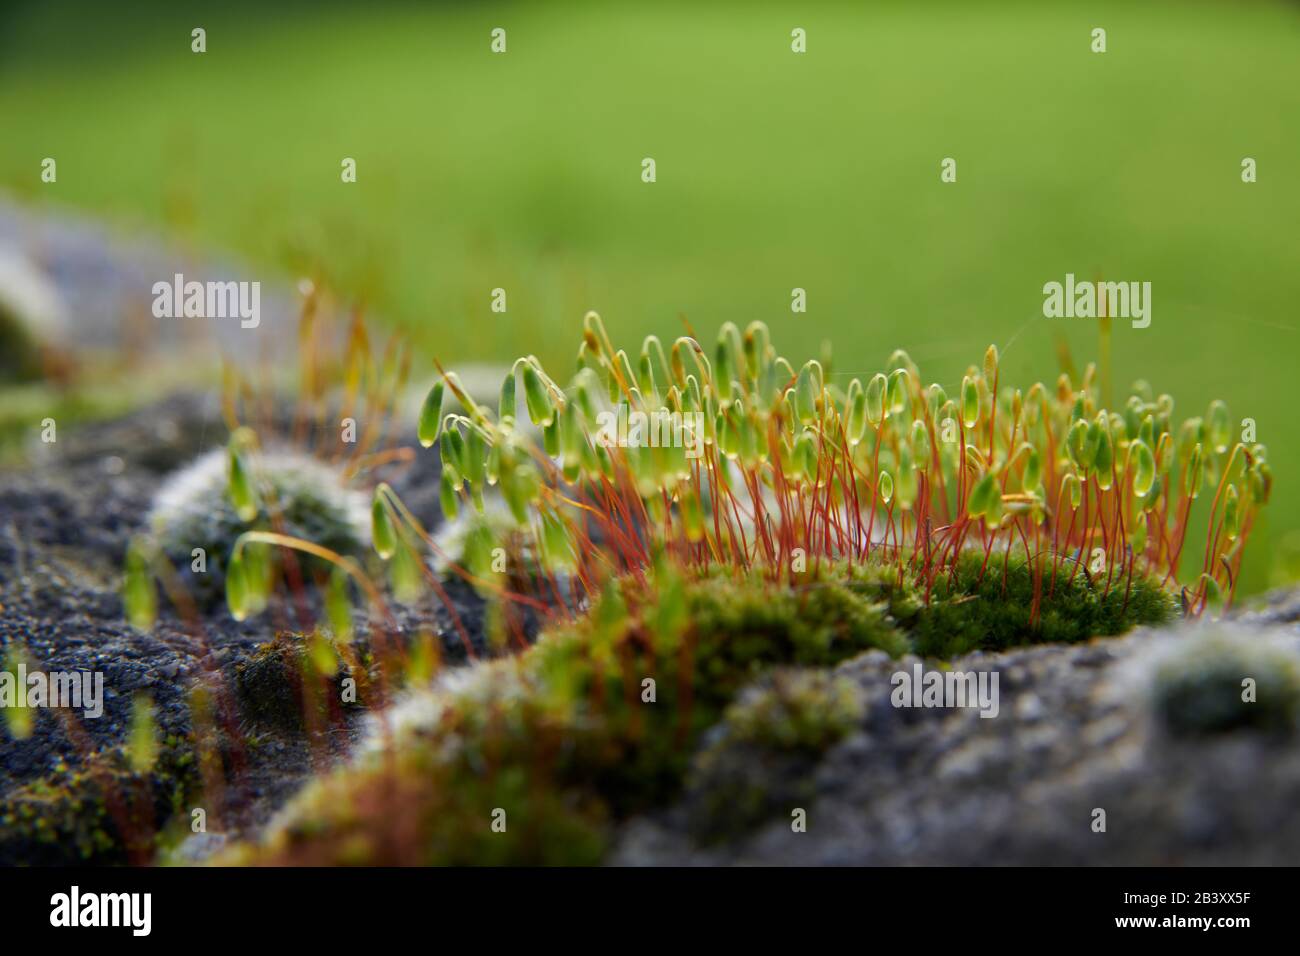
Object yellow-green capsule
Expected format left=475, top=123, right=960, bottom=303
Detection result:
left=372, top=494, right=398, bottom=560
left=242, top=541, right=272, bottom=614
left=1250, top=461, right=1272, bottom=505
left=498, top=369, right=517, bottom=422
left=967, top=472, right=997, bottom=518
left=1223, top=485, right=1240, bottom=540
left=1131, top=439, right=1156, bottom=497
left=440, top=426, right=465, bottom=485
left=845, top=378, right=866, bottom=445
left=1207, top=399, right=1231, bottom=454
left=542, top=416, right=561, bottom=458
left=866, top=373, right=887, bottom=427
left=1138, top=414, right=1155, bottom=449
left=911, top=420, right=929, bottom=460
left=226, top=549, right=250, bottom=622
left=877, top=470, right=894, bottom=505
left=743, top=321, right=771, bottom=380
left=122, top=539, right=157, bottom=632
left=928, top=383, right=948, bottom=418
left=326, top=566, right=354, bottom=643
left=522, top=361, right=555, bottom=426
left=794, top=429, right=818, bottom=480
left=1093, top=417, right=1115, bottom=489
left=713, top=339, right=735, bottom=402
left=887, top=369, right=908, bottom=415
left=440, top=468, right=459, bottom=520
left=390, top=539, right=423, bottom=605
left=983, top=488, right=1003, bottom=530
left=1185, top=443, right=1204, bottom=499
left=1080, top=416, right=1103, bottom=473
left=961, top=375, right=979, bottom=429
left=463, top=425, right=488, bottom=488
left=1023, top=447, right=1042, bottom=491
left=228, top=447, right=258, bottom=522
left=573, top=368, right=601, bottom=422
left=417, top=380, right=445, bottom=448
left=637, top=352, right=659, bottom=405
left=982, top=344, right=999, bottom=384
left=794, top=362, right=819, bottom=424
left=127, top=695, right=158, bottom=774
left=1155, top=431, right=1174, bottom=477
left=1178, top=417, right=1204, bottom=456
left=1060, top=473, right=1081, bottom=512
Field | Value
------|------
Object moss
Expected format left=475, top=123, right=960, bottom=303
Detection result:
left=682, top=669, right=865, bottom=843
left=222, top=546, right=1181, bottom=864
left=147, top=447, right=368, bottom=605
left=224, top=568, right=904, bottom=864
left=0, top=740, right=196, bottom=865
left=849, top=548, right=1176, bottom=658
left=1148, top=628, right=1300, bottom=737
left=233, top=631, right=365, bottom=731
left=720, top=668, right=865, bottom=753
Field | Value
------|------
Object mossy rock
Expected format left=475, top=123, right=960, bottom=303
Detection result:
left=1147, top=628, right=1300, bottom=737
left=222, top=546, right=1179, bottom=864
left=0, top=742, right=196, bottom=865
left=146, top=447, right=369, bottom=606
left=234, top=631, right=366, bottom=731
left=684, top=668, right=865, bottom=843
left=223, top=569, right=905, bottom=864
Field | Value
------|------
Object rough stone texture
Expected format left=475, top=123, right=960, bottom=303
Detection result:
left=611, top=619, right=1300, bottom=866
left=0, top=395, right=483, bottom=862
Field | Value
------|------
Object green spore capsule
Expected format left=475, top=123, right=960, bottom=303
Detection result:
left=1207, top=400, right=1231, bottom=455
left=522, top=361, right=555, bottom=426
left=228, top=446, right=258, bottom=523
left=1131, top=439, right=1156, bottom=497
left=417, top=380, right=444, bottom=448
left=122, top=539, right=158, bottom=632
left=866, top=373, right=887, bottom=427
left=372, top=493, right=398, bottom=560
left=961, top=375, right=979, bottom=429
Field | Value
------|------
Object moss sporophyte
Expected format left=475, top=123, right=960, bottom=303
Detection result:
left=119, top=311, right=1267, bottom=654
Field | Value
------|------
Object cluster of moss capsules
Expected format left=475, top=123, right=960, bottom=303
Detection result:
left=315, top=312, right=1268, bottom=634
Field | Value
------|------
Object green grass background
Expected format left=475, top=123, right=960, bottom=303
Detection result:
left=1, top=0, right=1297, bottom=590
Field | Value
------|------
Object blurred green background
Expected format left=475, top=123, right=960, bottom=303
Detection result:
left=1, top=0, right=1297, bottom=591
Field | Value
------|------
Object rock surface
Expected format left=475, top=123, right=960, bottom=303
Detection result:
left=0, top=394, right=481, bottom=862
left=611, top=622, right=1300, bottom=865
